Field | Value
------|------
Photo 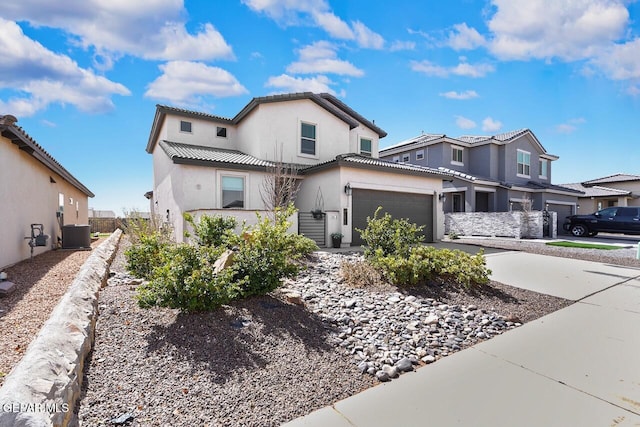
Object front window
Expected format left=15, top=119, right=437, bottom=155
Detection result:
left=539, top=159, right=548, bottom=179
left=517, top=150, right=531, bottom=177
left=392, top=156, right=400, bottom=163
left=180, top=120, right=192, bottom=133
left=402, top=154, right=410, bottom=162
left=300, top=122, right=316, bottom=156
left=221, top=176, right=244, bottom=208
left=452, top=146, right=463, bottom=165
left=416, top=150, right=424, bottom=160
left=217, top=126, right=227, bottom=138
left=360, top=138, right=372, bottom=156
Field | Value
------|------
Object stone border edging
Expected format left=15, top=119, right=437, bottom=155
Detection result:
left=0, top=230, right=122, bottom=427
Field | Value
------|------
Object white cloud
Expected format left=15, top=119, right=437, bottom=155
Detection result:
left=265, top=74, right=338, bottom=95
left=591, top=38, right=640, bottom=80
left=389, top=40, right=416, bottom=51
left=482, top=117, right=502, bottom=132
left=145, top=61, right=248, bottom=106
left=352, top=21, right=385, bottom=49
left=0, top=18, right=130, bottom=117
left=243, top=0, right=384, bottom=49
left=556, top=117, right=586, bottom=133
left=487, top=0, right=629, bottom=61
left=440, top=90, right=479, bottom=100
left=447, top=23, right=486, bottom=50
left=286, top=41, right=364, bottom=76
left=3, top=1, right=234, bottom=67
left=455, top=115, right=476, bottom=129
left=411, top=60, right=494, bottom=78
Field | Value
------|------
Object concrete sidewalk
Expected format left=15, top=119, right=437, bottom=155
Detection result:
left=283, top=252, right=640, bottom=427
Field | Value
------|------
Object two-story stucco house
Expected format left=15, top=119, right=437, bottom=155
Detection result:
left=146, top=92, right=451, bottom=246
left=379, top=129, right=583, bottom=232
left=0, top=115, right=94, bottom=269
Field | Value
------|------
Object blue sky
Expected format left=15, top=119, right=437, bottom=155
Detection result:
left=1, top=0, right=639, bottom=215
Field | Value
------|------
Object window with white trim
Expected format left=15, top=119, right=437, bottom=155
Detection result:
left=416, top=150, right=424, bottom=160
left=180, top=120, right=192, bottom=133
left=451, top=146, right=463, bottom=165
left=392, top=155, right=400, bottom=163
left=402, top=153, right=410, bottom=162
left=517, top=150, right=531, bottom=177
left=300, top=122, right=316, bottom=156
left=221, top=176, right=245, bottom=208
left=539, top=159, right=548, bottom=179
left=360, top=138, right=372, bottom=157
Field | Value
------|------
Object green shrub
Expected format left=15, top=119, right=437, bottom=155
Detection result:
left=184, top=212, right=238, bottom=248
left=124, top=233, right=170, bottom=280
left=372, top=246, right=491, bottom=288
left=233, top=205, right=317, bottom=297
left=135, top=244, right=236, bottom=312
left=357, top=207, right=425, bottom=259
left=132, top=204, right=317, bottom=312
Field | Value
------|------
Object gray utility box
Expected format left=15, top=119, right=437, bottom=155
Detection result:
left=62, top=224, right=91, bottom=249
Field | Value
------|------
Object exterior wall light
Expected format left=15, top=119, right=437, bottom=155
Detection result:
left=344, top=183, right=352, bottom=196
left=438, top=193, right=446, bottom=203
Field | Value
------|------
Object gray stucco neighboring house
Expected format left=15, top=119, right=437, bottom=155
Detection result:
left=379, top=129, right=583, bottom=226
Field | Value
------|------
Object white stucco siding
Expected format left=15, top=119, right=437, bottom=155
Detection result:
left=351, top=127, right=380, bottom=157
left=236, top=100, right=354, bottom=164
left=163, top=115, right=236, bottom=150
left=1, top=137, right=90, bottom=269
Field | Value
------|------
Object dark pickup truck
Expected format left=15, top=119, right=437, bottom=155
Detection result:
left=563, top=206, right=640, bottom=237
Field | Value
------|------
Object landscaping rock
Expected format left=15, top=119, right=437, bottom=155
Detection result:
left=213, top=249, right=235, bottom=273
left=0, top=281, right=16, bottom=296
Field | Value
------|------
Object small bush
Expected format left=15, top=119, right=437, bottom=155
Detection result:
left=357, top=207, right=424, bottom=259
left=124, top=233, right=170, bottom=280
left=340, top=259, right=385, bottom=288
left=184, top=212, right=238, bottom=248
left=123, top=209, right=172, bottom=245
left=135, top=244, right=236, bottom=312
left=372, top=246, right=491, bottom=288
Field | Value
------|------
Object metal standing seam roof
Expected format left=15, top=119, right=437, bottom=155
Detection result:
left=0, top=115, right=94, bottom=197
left=582, top=173, right=640, bottom=185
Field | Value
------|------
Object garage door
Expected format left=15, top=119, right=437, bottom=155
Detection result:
left=352, top=189, right=433, bottom=245
left=548, top=204, right=573, bottom=235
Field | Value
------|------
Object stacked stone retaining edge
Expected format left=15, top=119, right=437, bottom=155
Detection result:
left=0, top=230, right=122, bottom=427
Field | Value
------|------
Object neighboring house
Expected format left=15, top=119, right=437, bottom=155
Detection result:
left=379, top=129, right=582, bottom=232
left=562, top=173, right=640, bottom=213
left=146, top=92, right=450, bottom=246
left=0, top=115, right=94, bottom=269
left=88, top=209, right=117, bottom=218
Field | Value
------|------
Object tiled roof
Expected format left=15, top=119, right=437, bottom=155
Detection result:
left=0, top=116, right=94, bottom=197
left=379, top=133, right=445, bottom=152
left=160, top=141, right=276, bottom=169
left=561, top=183, right=631, bottom=197
left=521, top=181, right=584, bottom=194
left=156, top=105, right=233, bottom=123
left=437, top=167, right=511, bottom=187
left=302, top=153, right=452, bottom=178
left=582, top=173, right=640, bottom=185
left=457, top=129, right=529, bottom=144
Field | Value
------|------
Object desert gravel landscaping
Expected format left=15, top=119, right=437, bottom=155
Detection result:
left=76, top=238, right=573, bottom=426
left=0, top=239, right=104, bottom=387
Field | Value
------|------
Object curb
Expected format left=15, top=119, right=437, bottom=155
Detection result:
left=0, top=230, right=122, bottom=427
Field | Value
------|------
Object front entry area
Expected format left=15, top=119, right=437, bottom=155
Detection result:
left=351, top=189, right=434, bottom=245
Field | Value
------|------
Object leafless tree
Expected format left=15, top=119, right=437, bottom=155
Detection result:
left=260, top=144, right=302, bottom=213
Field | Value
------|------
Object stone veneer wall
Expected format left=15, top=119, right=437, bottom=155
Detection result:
left=0, top=230, right=121, bottom=427
left=445, top=211, right=557, bottom=239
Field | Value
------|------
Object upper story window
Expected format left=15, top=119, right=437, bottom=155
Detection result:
left=217, top=126, right=227, bottom=138
left=416, top=150, right=425, bottom=160
left=451, top=146, right=464, bottom=165
left=180, top=120, right=192, bottom=133
left=539, top=159, right=548, bottom=179
left=360, top=138, right=372, bottom=157
left=300, top=122, right=316, bottom=156
left=221, top=175, right=244, bottom=209
left=393, top=156, right=400, bottom=163
left=402, top=154, right=410, bottom=162
left=517, top=149, right=531, bottom=177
